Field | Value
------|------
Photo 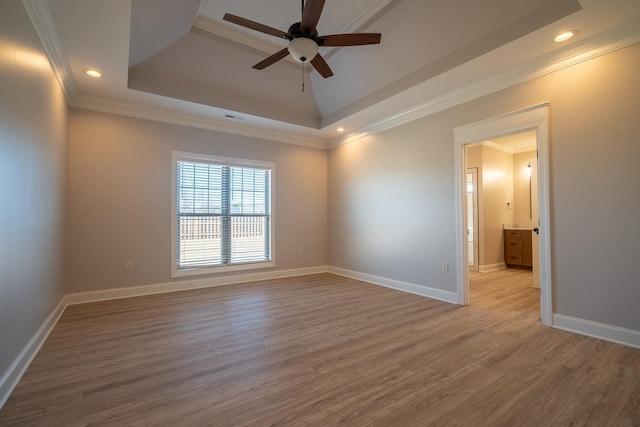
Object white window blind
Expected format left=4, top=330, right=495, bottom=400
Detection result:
left=174, top=155, right=272, bottom=273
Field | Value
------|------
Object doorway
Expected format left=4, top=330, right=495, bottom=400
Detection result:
left=453, top=104, right=552, bottom=326
left=466, top=168, right=479, bottom=272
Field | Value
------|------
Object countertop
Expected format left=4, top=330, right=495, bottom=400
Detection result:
left=503, top=224, right=532, bottom=230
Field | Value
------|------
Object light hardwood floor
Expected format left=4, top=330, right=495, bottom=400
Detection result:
left=1, top=271, right=639, bottom=426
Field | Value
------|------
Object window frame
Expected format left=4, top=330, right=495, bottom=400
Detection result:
left=171, top=151, right=276, bottom=278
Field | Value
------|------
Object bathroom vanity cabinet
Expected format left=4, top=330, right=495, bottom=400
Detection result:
left=504, top=229, right=532, bottom=268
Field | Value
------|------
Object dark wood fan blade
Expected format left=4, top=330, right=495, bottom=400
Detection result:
left=252, top=48, right=290, bottom=70
left=317, top=33, right=382, bottom=46
left=310, top=54, right=333, bottom=78
left=301, top=0, right=325, bottom=35
left=223, top=13, right=290, bottom=39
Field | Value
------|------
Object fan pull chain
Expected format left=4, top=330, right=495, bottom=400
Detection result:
left=302, top=62, right=305, bottom=93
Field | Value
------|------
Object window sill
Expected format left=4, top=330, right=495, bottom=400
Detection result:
left=171, top=261, right=275, bottom=278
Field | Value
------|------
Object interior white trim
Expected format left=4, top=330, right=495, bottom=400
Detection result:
left=321, top=0, right=395, bottom=62
left=0, top=266, right=324, bottom=409
left=454, top=139, right=468, bottom=305
left=21, top=0, right=77, bottom=102
left=481, top=141, right=536, bottom=154
left=64, top=266, right=328, bottom=305
left=0, top=300, right=66, bottom=410
left=337, top=0, right=395, bottom=34
left=482, top=141, right=515, bottom=153
left=72, top=95, right=327, bottom=149
left=454, top=104, right=552, bottom=326
left=65, top=264, right=461, bottom=308
left=5, top=266, right=640, bottom=410
left=328, top=266, right=459, bottom=304
left=193, top=16, right=288, bottom=57
left=1, top=263, right=455, bottom=409
left=329, top=22, right=640, bottom=148
left=190, top=18, right=315, bottom=74
left=553, top=314, right=640, bottom=349
left=25, top=3, right=640, bottom=151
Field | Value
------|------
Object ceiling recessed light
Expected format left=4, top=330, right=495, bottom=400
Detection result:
left=337, top=127, right=345, bottom=132
left=84, top=68, right=102, bottom=78
left=554, top=31, right=575, bottom=43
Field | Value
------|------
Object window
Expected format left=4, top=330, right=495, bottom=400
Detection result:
left=172, top=151, right=274, bottom=277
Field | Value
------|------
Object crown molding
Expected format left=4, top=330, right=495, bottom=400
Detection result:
left=21, top=0, right=77, bottom=102
left=481, top=141, right=536, bottom=154
left=483, top=141, right=514, bottom=153
left=73, top=16, right=640, bottom=153
left=322, top=0, right=396, bottom=62
left=328, top=19, right=640, bottom=149
left=340, top=0, right=395, bottom=34
left=190, top=19, right=314, bottom=73
left=71, top=94, right=327, bottom=149
left=25, top=0, right=639, bottom=152
left=192, top=16, right=287, bottom=57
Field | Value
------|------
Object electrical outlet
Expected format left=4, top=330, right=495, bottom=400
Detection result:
left=298, top=249, right=303, bottom=256
left=125, top=260, right=134, bottom=270
left=349, top=249, right=353, bottom=257
left=441, top=262, right=449, bottom=273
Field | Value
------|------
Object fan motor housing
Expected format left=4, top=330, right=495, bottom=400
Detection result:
left=287, top=22, right=318, bottom=39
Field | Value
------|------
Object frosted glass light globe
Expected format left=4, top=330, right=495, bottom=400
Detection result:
left=288, top=37, right=318, bottom=63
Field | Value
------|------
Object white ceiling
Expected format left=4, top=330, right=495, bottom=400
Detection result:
left=33, top=0, right=640, bottom=148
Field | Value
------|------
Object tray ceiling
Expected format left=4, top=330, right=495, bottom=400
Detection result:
left=38, top=0, right=640, bottom=147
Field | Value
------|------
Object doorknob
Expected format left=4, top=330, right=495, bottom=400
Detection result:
left=533, top=227, right=539, bottom=235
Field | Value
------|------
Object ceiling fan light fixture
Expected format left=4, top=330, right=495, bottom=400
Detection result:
left=288, top=37, right=318, bottom=63
left=223, top=0, right=381, bottom=79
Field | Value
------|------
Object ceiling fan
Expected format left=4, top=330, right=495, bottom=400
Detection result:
left=223, top=0, right=382, bottom=78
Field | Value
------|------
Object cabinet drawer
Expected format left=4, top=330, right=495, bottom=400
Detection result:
left=505, top=237, right=522, bottom=251
left=506, top=251, right=522, bottom=265
left=505, top=230, right=521, bottom=238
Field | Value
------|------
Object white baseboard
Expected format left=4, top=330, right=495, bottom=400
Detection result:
left=0, top=266, right=328, bottom=410
left=328, top=266, right=458, bottom=304
left=2, top=263, right=456, bottom=408
left=9, top=267, right=639, bottom=412
left=63, top=265, right=329, bottom=305
left=0, top=300, right=66, bottom=409
left=552, top=314, right=640, bottom=349
left=478, top=263, right=506, bottom=272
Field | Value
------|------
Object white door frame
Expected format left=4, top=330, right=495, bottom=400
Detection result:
left=453, top=104, right=552, bottom=326
left=466, top=168, right=479, bottom=272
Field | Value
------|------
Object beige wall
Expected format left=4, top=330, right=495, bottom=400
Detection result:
left=329, top=43, right=640, bottom=330
left=466, top=145, right=515, bottom=267
left=0, top=2, right=68, bottom=378
left=3, top=5, right=639, bottom=392
left=66, top=110, right=328, bottom=293
left=481, top=145, right=514, bottom=266
left=328, top=118, right=458, bottom=289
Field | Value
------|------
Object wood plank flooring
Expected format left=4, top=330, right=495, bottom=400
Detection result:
left=1, top=271, right=639, bottom=426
